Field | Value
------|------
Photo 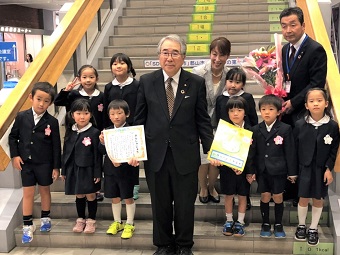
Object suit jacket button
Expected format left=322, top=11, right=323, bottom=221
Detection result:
left=32, top=131, right=35, bottom=133
left=265, top=155, right=268, bottom=158
left=267, top=143, right=269, bottom=146
left=31, top=142, right=33, bottom=144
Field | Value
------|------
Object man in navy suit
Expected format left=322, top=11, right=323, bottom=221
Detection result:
left=280, top=6, right=327, bottom=127
left=134, top=34, right=213, bottom=255
left=279, top=7, right=327, bottom=204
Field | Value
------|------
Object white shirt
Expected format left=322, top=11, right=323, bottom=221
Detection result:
left=32, top=108, right=45, bottom=125
left=163, top=69, right=181, bottom=98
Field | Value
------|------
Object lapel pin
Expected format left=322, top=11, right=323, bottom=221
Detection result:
left=181, top=90, right=185, bottom=94
left=298, top=55, right=301, bottom=59
left=184, top=84, right=187, bottom=87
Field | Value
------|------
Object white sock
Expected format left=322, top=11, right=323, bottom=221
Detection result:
left=237, top=212, right=245, bottom=225
left=298, top=204, right=308, bottom=226
left=310, top=206, right=323, bottom=230
left=112, top=202, right=122, bottom=223
left=126, top=203, right=136, bottom=225
left=226, top=213, right=233, bottom=222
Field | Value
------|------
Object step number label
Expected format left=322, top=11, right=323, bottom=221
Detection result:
left=270, top=23, right=281, bottom=32
left=189, top=23, right=212, bottom=32
left=268, top=4, right=288, bottom=12
left=192, top=13, right=214, bottom=22
left=194, top=4, right=216, bottom=13
left=187, top=44, right=210, bottom=55
left=293, top=242, right=333, bottom=255
left=187, top=33, right=211, bottom=43
left=196, top=0, right=216, bottom=4
left=267, top=0, right=286, bottom=3
left=269, top=14, right=280, bottom=22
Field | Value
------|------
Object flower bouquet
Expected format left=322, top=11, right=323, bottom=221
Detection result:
left=240, top=33, right=286, bottom=98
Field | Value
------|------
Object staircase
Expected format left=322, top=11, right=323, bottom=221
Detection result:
left=14, top=0, right=335, bottom=254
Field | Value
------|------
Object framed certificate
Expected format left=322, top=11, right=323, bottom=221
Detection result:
left=103, top=125, right=147, bottom=163
left=208, top=119, right=252, bottom=171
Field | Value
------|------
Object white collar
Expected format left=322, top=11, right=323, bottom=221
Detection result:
left=72, top=122, right=92, bottom=133
left=114, top=122, right=126, bottom=128
left=32, top=108, right=45, bottom=118
left=112, top=77, right=133, bottom=86
left=79, top=88, right=100, bottom=97
left=306, top=115, right=330, bottom=126
left=265, top=119, right=276, bottom=132
left=291, top=33, right=306, bottom=50
left=163, top=69, right=181, bottom=84
left=222, top=90, right=244, bottom=97
left=233, top=121, right=245, bottom=128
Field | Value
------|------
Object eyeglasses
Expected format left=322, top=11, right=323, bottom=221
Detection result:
left=159, top=51, right=182, bottom=58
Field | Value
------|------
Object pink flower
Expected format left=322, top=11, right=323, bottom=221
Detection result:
left=45, top=125, right=51, bottom=136
left=82, top=137, right=91, bottom=146
left=274, top=135, right=283, bottom=145
left=98, top=103, right=103, bottom=112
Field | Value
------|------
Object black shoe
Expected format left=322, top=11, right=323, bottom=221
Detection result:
left=307, top=228, right=319, bottom=246
left=154, top=245, right=176, bottom=255
left=295, top=225, right=307, bottom=241
left=209, top=194, right=220, bottom=203
left=96, top=192, right=104, bottom=201
left=246, top=196, right=251, bottom=210
left=177, top=246, right=193, bottom=255
left=198, top=195, right=209, bottom=203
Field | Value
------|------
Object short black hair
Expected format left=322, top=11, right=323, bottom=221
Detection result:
left=31, top=82, right=55, bottom=102
left=110, top=53, right=136, bottom=77
left=305, top=87, right=333, bottom=118
left=70, top=98, right=92, bottom=114
left=210, top=37, right=231, bottom=56
left=226, top=96, right=249, bottom=115
left=280, top=7, right=304, bottom=25
left=225, top=67, right=246, bottom=86
left=107, top=99, right=130, bottom=115
left=258, top=94, right=282, bottom=111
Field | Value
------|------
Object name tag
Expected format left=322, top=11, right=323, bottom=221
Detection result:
left=284, top=81, right=291, bottom=93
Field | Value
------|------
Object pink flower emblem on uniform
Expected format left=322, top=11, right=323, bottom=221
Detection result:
left=98, top=103, right=103, bottom=112
left=274, top=135, right=283, bottom=145
left=45, top=125, right=51, bottom=136
left=324, top=134, right=333, bottom=145
left=82, top=137, right=91, bottom=146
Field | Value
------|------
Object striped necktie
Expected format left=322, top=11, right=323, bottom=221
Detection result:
left=166, top=77, right=174, bottom=117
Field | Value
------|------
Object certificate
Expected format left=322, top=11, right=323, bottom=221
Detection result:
left=208, top=119, right=252, bottom=171
left=103, top=125, right=147, bottom=163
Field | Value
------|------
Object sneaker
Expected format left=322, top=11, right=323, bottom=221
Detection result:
left=96, top=192, right=104, bottom=202
left=295, top=225, right=307, bottom=241
left=222, top=221, right=234, bottom=236
left=106, top=221, right=125, bottom=235
left=84, top=219, right=96, bottom=234
left=274, top=224, right=286, bottom=238
left=260, top=223, right=272, bottom=238
left=72, top=218, right=86, bottom=233
left=121, top=223, right=135, bottom=239
left=22, top=224, right=36, bottom=244
left=233, top=221, right=245, bottom=237
left=40, top=217, right=51, bottom=232
left=133, top=185, right=140, bottom=200
left=307, top=228, right=319, bottom=246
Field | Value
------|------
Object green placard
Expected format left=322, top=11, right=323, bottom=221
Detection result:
left=289, top=211, right=328, bottom=225
left=194, top=4, right=216, bottom=13
left=293, top=242, right=333, bottom=255
left=267, top=0, right=286, bottom=2
left=268, top=4, right=288, bottom=12
left=192, top=13, right=214, bottom=22
left=196, top=0, right=216, bottom=3
left=270, top=23, right=281, bottom=32
left=269, top=14, right=280, bottom=22
left=189, top=23, right=212, bottom=32
left=187, top=33, right=211, bottom=43
left=187, top=44, right=210, bottom=55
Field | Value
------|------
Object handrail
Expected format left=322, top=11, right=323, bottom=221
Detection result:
left=0, top=0, right=104, bottom=171
left=297, top=0, right=340, bottom=172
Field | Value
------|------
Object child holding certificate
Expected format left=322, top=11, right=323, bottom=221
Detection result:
left=214, top=97, right=253, bottom=237
left=99, top=99, right=139, bottom=239
left=249, top=95, right=297, bottom=238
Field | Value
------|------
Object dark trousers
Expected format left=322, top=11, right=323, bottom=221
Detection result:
left=145, top=147, right=198, bottom=248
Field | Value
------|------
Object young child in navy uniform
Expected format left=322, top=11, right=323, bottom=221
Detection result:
left=99, top=99, right=138, bottom=239
left=61, top=99, right=102, bottom=234
left=214, top=96, right=254, bottom=237
left=249, top=94, right=297, bottom=238
left=294, top=88, right=339, bottom=246
left=9, top=82, right=61, bottom=243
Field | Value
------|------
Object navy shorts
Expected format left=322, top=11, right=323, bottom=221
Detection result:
left=219, top=166, right=250, bottom=196
left=257, top=173, right=286, bottom=194
left=21, top=161, right=53, bottom=187
left=104, top=173, right=134, bottom=199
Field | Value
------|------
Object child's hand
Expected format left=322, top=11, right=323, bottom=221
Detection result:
left=128, top=158, right=139, bottom=167
left=287, top=175, right=297, bottom=183
left=12, top=156, right=23, bottom=170
left=52, top=169, right=60, bottom=181
left=246, top=174, right=256, bottom=184
left=209, top=159, right=222, bottom=167
left=60, top=175, right=66, bottom=181
left=324, top=169, right=333, bottom=186
left=112, top=160, right=121, bottom=167
left=94, top=178, right=100, bottom=184
left=99, top=132, right=105, bottom=144
left=65, top=77, right=80, bottom=91
left=232, top=168, right=242, bottom=175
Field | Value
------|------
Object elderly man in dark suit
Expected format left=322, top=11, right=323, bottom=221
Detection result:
left=134, top=34, right=213, bottom=255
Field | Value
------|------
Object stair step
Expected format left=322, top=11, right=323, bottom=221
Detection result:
left=14, top=219, right=333, bottom=253
left=127, top=0, right=278, bottom=7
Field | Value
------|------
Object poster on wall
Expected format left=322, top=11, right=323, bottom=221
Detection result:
left=0, top=42, right=17, bottom=62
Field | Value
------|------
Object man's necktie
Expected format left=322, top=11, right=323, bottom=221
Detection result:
left=289, top=45, right=296, bottom=67
left=166, top=77, right=174, bottom=117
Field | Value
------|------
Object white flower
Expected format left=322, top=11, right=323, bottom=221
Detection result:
left=324, top=134, right=333, bottom=145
